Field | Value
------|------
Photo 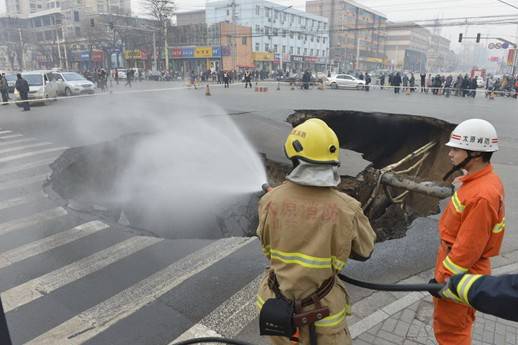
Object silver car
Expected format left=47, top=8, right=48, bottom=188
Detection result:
left=55, top=72, right=96, bottom=96
left=326, top=74, right=365, bottom=89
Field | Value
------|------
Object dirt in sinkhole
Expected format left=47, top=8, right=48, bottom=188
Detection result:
left=44, top=110, right=456, bottom=242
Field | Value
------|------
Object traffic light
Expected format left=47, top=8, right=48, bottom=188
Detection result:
left=90, top=18, right=95, bottom=27
left=458, top=33, right=463, bottom=43
left=476, top=33, right=481, bottom=43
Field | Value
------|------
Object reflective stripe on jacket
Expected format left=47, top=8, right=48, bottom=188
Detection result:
left=436, top=164, right=505, bottom=283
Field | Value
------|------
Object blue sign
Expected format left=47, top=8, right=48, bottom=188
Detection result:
left=80, top=52, right=90, bottom=62
left=212, top=46, right=221, bottom=58
left=502, top=42, right=509, bottom=49
left=182, top=47, right=194, bottom=58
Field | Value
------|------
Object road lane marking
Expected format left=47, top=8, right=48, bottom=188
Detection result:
left=0, top=174, right=48, bottom=191
left=25, top=237, right=256, bottom=345
left=0, top=138, right=36, bottom=148
left=0, top=221, right=110, bottom=270
left=0, top=134, right=23, bottom=140
left=0, top=193, right=47, bottom=212
left=2, top=236, right=162, bottom=312
left=171, top=274, right=263, bottom=343
left=0, top=158, right=53, bottom=176
left=0, top=147, right=67, bottom=164
left=0, top=142, right=52, bottom=156
left=0, top=131, right=13, bottom=135
left=0, top=207, right=67, bottom=237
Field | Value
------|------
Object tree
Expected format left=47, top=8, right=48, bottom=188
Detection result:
left=143, top=0, right=175, bottom=70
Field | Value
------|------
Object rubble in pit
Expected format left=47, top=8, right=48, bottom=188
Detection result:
left=45, top=110, right=457, bottom=242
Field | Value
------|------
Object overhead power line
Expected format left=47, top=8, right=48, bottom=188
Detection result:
left=494, top=0, right=518, bottom=11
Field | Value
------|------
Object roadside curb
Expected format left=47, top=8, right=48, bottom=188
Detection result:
left=348, top=250, right=518, bottom=339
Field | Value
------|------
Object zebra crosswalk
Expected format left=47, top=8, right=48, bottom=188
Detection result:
left=0, top=128, right=269, bottom=345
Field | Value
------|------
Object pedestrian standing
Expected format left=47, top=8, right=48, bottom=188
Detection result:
left=365, top=73, right=371, bottom=92
left=223, top=71, right=229, bottom=88
left=14, top=73, right=30, bottom=111
left=380, top=74, right=385, bottom=90
left=257, top=118, right=376, bottom=345
left=420, top=73, right=426, bottom=92
left=431, top=119, right=505, bottom=345
left=409, top=73, right=415, bottom=92
left=392, top=72, right=402, bottom=94
left=244, top=71, right=252, bottom=88
left=0, top=73, right=9, bottom=105
left=114, top=68, right=119, bottom=85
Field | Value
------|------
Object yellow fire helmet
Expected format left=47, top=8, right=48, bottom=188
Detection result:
left=284, top=118, right=340, bottom=165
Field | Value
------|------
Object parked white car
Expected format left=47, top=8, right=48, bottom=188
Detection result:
left=326, top=74, right=365, bottom=89
left=54, top=72, right=95, bottom=96
left=14, top=71, right=58, bottom=105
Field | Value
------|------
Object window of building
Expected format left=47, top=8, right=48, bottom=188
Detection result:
left=282, top=29, right=286, bottom=37
left=255, top=43, right=260, bottom=51
left=289, top=31, right=294, bottom=39
left=316, top=49, right=319, bottom=56
left=44, top=30, right=53, bottom=40
left=304, top=48, right=307, bottom=55
left=298, top=16, right=301, bottom=24
left=317, top=36, right=320, bottom=43
left=310, top=35, right=314, bottom=42
left=255, top=5, right=260, bottom=15
left=75, top=26, right=80, bottom=36
left=310, top=49, right=313, bottom=56
left=56, top=1, right=60, bottom=6
left=298, top=33, right=302, bottom=40
left=265, top=7, right=270, bottom=18
left=290, top=46, right=294, bottom=54
left=297, top=47, right=301, bottom=54
left=37, top=4, right=42, bottom=8
left=273, top=44, right=277, bottom=52
left=34, top=18, right=42, bottom=27
left=274, top=10, right=278, bottom=20
left=73, top=10, right=79, bottom=21
left=282, top=45, right=286, bottom=53
left=265, top=43, right=269, bottom=51
left=273, top=28, right=278, bottom=36
left=304, top=34, right=307, bottom=41
left=323, top=37, right=326, bottom=44
left=242, top=36, right=247, bottom=45
left=255, top=24, right=260, bottom=33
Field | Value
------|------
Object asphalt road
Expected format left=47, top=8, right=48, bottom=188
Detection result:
left=0, top=81, right=516, bottom=344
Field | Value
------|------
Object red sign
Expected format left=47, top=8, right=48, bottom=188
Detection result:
left=172, top=48, right=182, bottom=58
left=91, top=49, right=104, bottom=62
left=489, top=56, right=499, bottom=62
left=304, top=56, right=319, bottom=63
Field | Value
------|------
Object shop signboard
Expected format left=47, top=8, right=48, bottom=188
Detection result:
left=194, top=47, right=212, bottom=58
left=304, top=56, right=318, bottom=63
left=253, top=52, right=274, bottom=61
left=91, top=49, right=104, bottom=62
left=291, top=55, right=304, bottom=62
left=212, top=46, right=221, bottom=57
left=181, top=47, right=194, bottom=58
left=124, top=49, right=142, bottom=60
left=172, top=48, right=182, bottom=58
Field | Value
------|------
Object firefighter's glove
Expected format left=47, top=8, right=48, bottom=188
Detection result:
left=438, top=274, right=465, bottom=304
left=428, top=278, right=441, bottom=298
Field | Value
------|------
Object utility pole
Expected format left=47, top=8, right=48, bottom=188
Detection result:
left=164, top=19, right=169, bottom=72
left=18, top=28, right=25, bottom=70
left=153, top=30, right=157, bottom=72
left=231, top=0, right=237, bottom=71
left=62, top=25, right=69, bottom=70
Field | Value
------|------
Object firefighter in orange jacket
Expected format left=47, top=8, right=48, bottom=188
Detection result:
left=256, top=118, right=376, bottom=345
left=431, top=119, right=505, bottom=345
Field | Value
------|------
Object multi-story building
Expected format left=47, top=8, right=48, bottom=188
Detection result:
left=306, top=0, right=386, bottom=72
left=428, top=34, right=451, bottom=72
left=176, top=9, right=205, bottom=26
left=6, top=0, right=130, bottom=18
left=205, top=0, right=329, bottom=73
left=384, top=21, right=430, bottom=72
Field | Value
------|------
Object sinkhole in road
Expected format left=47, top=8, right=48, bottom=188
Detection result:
left=45, top=110, right=456, bottom=242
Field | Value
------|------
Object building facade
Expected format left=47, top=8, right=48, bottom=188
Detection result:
left=306, top=0, right=386, bottom=73
left=176, top=10, right=205, bottom=26
left=205, top=0, right=329, bottom=73
left=384, top=21, right=430, bottom=72
left=427, top=34, right=451, bottom=72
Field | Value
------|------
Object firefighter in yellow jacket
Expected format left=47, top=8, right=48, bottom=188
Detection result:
left=256, top=118, right=376, bottom=345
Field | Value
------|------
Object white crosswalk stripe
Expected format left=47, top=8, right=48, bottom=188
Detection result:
left=0, top=142, right=52, bottom=156
left=0, top=220, right=109, bottom=270
left=0, top=173, right=48, bottom=191
left=0, top=134, right=23, bottom=140
left=0, top=158, right=53, bottom=176
left=2, top=235, right=161, bottom=312
left=0, top=147, right=66, bottom=164
left=0, top=130, right=13, bottom=135
left=0, top=192, right=46, bottom=211
left=25, top=237, right=255, bottom=345
left=172, top=274, right=263, bottom=342
left=0, top=207, right=67, bottom=237
left=0, top=138, right=36, bottom=148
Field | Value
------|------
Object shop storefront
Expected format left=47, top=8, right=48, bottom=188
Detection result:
left=123, top=49, right=150, bottom=70
left=253, top=52, right=274, bottom=72
left=171, top=46, right=224, bottom=76
left=70, top=50, right=91, bottom=71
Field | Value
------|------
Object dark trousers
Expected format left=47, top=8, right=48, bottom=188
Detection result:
left=20, top=92, right=30, bottom=111
left=245, top=80, right=252, bottom=88
left=394, top=86, right=400, bottom=94
left=1, top=90, right=8, bottom=103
